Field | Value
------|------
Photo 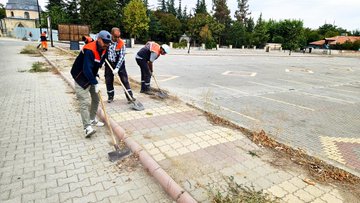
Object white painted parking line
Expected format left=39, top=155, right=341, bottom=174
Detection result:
left=299, top=92, right=355, bottom=104
left=210, top=83, right=249, bottom=95
left=181, top=93, right=259, bottom=122
left=222, top=71, right=257, bottom=77
left=249, top=81, right=288, bottom=90
left=255, top=96, right=315, bottom=111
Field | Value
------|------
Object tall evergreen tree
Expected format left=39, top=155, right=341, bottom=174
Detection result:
left=166, top=0, right=176, bottom=16
left=234, top=0, right=251, bottom=24
left=213, top=0, right=230, bottom=25
left=65, top=0, right=80, bottom=24
left=195, top=0, right=207, bottom=15
left=158, top=0, right=166, bottom=12
left=177, top=0, right=182, bottom=18
left=253, top=13, right=269, bottom=48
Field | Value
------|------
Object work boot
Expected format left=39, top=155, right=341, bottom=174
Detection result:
left=140, top=89, right=154, bottom=95
left=84, top=126, right=96, bottom=138
left=90, top=118, right=104, bottom=127
left=107, top=95, right=114, bottom=103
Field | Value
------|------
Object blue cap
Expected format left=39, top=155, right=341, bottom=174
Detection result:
left=97, top=30, right=111, bottom=43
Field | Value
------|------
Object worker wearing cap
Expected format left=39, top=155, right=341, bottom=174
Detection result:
left=105, top=27, right=135, bottom=103
left=135, top=42, right=170, bottom=94
left=70, top=30, right=111, bottom=138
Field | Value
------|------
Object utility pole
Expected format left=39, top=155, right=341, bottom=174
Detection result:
left=37, top=0, right=42, bottom=34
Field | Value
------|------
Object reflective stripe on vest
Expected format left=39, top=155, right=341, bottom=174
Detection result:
left=82, top=41, right=106, bottom=63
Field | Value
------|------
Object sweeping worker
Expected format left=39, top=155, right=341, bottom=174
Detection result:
left=40, top=31, right=48, bottom=51
left=135, top=41, right=170, bottom=94
left=70, top=30, right=111, bottom=138
left=105, top=27, right=135, bottom=103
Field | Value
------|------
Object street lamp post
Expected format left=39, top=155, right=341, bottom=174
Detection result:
left=36, top=0, right=42, bottom=34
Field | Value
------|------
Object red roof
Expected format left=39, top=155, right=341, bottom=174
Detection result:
left=311, top=36, right=360, bottom=46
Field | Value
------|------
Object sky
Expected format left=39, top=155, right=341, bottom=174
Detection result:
left=1, top=0, right=359, bottom=31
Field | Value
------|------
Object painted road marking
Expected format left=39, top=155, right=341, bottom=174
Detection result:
left=249, top=81, right=288, bottom=90
left=222, top=71, right=257, bottom=77
left=285, top=68, right=314, bottom=73
left=181, top=93, right=259, bottom=122
left=210, top=83, right=249, bottom=95
left=299, top=92, right=355, bottom=104
left=130, top=74, right=178, bottom=82
left=144, top=127, right=244, bottom=161
left=255, top=96, right=315, bottom=111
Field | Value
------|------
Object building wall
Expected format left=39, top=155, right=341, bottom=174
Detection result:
left=6, top=10, right=39, bottom=20
left=3, top=18, right=36, bottom=36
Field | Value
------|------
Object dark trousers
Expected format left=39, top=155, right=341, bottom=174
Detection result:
left=104, top=61, right=133, bottom=100
left=136, top=58, right=151, bottom=91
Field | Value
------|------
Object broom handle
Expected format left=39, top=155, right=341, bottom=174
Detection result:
left=98, top=91, right=117, bottom=145
left=105, top=59, right=133, bottom=100
left=152, top=73, right=162, bottom=91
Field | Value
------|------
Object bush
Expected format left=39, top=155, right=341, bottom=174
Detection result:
left=173, top=40, right=188, bottom=49
left=20, top=45, right=38, bottom=54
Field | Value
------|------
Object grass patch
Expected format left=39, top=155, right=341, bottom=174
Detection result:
left=29, top=62, right=49, bottom=72
left=208, top=176, right=279, bottom=203
left=20, top=45, right=39, bottom=55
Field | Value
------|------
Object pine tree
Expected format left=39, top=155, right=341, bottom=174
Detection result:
left=234, top=0, right=251, bottom=24
left=166, top=0, right=176, bottom=16
left=177, top=0, right=182, bottom=18
left=213, top=0, right=231, bottom=25
left=158, top=0, right=166, bottom=12
left=195, top=0, right=207, bottom=15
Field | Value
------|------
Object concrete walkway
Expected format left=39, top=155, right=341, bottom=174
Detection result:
left=0, top=39, right=171, bottom=203
left=1, top=39, right=359, bottom=203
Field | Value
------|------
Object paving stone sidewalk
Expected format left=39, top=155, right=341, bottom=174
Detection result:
left=15, top=43, right=359, bottom=203
left=0, top=40, right=171, bottom=203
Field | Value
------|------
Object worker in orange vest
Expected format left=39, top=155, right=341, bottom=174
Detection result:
left=40, top=31, right=48, bottom=51
left=104, top=27, right=135, bottom=103
left=70, top=30, right=111, bottom=138
left=82, top=35, right=94, bottom=44
left=135, top=41, right=170, bottom=94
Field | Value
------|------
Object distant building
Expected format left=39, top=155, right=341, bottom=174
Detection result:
left=0, top=0, right=41, bottom=37
left=309, top=36, right=360, bottom=49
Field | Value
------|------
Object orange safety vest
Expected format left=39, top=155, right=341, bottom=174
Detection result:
left=82, top=41, right=106, bottom=63
left=84, top=36, right=93, bottom=44
left=148, top=41, right=161, bottom=56
left=115, top=39, right=125, bottom=51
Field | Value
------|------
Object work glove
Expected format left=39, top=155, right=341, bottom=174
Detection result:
left=94, top=84, right=100, bottom=93
left=113, top=68, right=119, bottom=74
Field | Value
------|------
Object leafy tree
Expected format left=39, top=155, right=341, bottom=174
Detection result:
left=195, top=0, right=207, bottom=15
left=187, top=13, right=211, bottom=45
left=80, top=0, right=120, bottom=32
left=123, top=0, right=150, bottom=40
left=235, top=0, right=251, bottom=24
left=352, top=30, right=360, bottom=36
left=303, top=28, right=321, bottom=44
left=252, top=14, right=268, bottom=48
left=277, top=19, right=305, bottom=53
left=46, top=0, right=65, bottom=11
left=208, top=18, right=225, bottom=45
left=42, top=5, right=70, bottom=29
left=151, top=11, right=181, bottom=42
left=199, top=24, right=215, bottom=48
left=318, top=24, right=340, bottom=38
left=226, top=21, right=246, bottom=47
left=0, top=3, right=6, bottom=19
